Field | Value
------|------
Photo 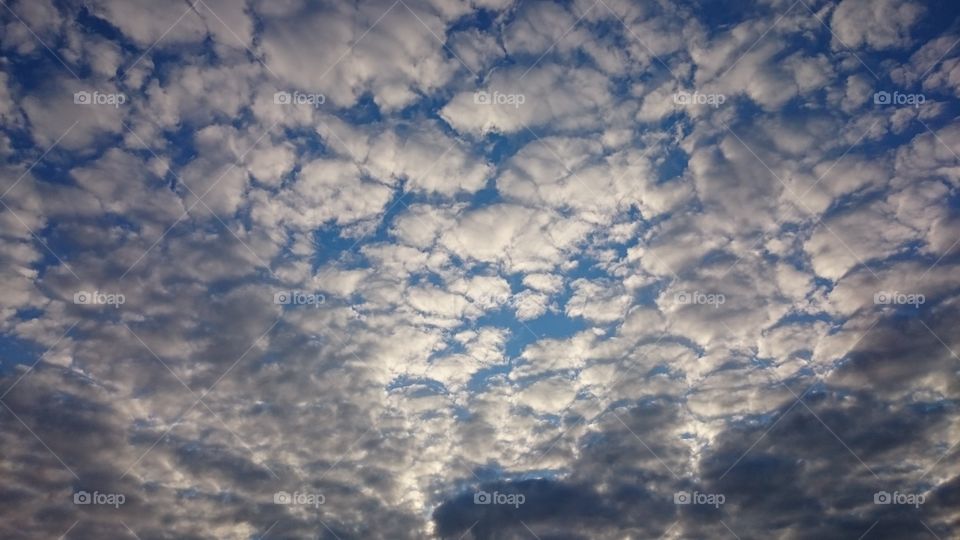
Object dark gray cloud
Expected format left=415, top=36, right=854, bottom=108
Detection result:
left=433, top=302, right=960, bottom=538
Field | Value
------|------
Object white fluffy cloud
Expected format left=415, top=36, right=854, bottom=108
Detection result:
left=830, top=0, right=925, bottom=50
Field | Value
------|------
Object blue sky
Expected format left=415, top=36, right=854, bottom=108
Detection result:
left=1, top=0, right=960, bottom=538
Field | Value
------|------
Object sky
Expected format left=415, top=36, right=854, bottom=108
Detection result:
left=1, top=0, right=959, bottom=538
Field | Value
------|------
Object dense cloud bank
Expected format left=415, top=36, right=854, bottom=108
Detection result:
left=0, top=0, right=958, bottom=538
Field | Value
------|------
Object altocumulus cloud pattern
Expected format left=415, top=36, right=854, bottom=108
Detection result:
left=0, top=0, right=959, bottom=538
